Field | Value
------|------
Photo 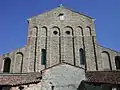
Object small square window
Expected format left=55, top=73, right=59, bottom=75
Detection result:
left=58, top=13, right=64, bottom=20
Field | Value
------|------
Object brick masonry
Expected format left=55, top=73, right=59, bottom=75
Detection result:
left=0, top=6, right=120, bottom=90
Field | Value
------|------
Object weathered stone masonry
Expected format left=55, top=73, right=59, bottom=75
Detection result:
left=0, top=6, right=120, bottom=74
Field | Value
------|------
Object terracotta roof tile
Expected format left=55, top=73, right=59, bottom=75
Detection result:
left=85, top=71, right=120, bottom=84
left=0, top=72, right=41, bottom=86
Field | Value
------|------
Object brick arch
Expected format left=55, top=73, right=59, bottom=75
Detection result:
left=83, top=26, right=92, bottom=36
left=51, top=26, right=60, bottom=36
left=48, top=26, right=61, bottom=66
left=77, top=26, right=83, bottom=36
left=27, top=26, right=38, bottom=46
left=16, top=52, right=23, bottom=56
left=16, top=52, right=24, bottom=73
left=86, top=26, right=92, bottom=35
left=33, top=27, right=39, bottom=72
left=101, top=51, right=112, bottom=70
left=52, top=26, right=60, bottom=30
left=32, top=26, right=38, bottom=30
left=62, top=26, right=75, bottom=65
left=32, top=26, right=38, bottom=37
left=28, top=26, right=39, bottom=72
left=63, top=26, right=74, bottom=36
left=40, top=26, right=47, bottom=37
left=3, top=57, right=11, bottom=73
left=39, top=26, right=48, bottom=68
left=76, top=26, right=86, bottom=68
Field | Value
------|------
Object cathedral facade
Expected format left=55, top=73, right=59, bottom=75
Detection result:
left=0, top=6, right=120, bottom=90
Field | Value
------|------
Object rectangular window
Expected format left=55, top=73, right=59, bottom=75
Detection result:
left=41, top=49, right=46, bottom=65
left=79, top=48, right=85, bottom=65
left=115, top=56, right=120, bottom=69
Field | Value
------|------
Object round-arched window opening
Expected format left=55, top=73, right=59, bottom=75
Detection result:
left=58, top=13, right=64, bottom=20
left=58, top=13, right=64, bottom=16
left=66, top=31, right=70, bottom=35
left=53, top=31, right=58, bottom=35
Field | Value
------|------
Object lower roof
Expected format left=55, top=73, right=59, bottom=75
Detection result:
left=0, top=72, right=41, bottom=86
left=85, top=71, right=120, bottom=85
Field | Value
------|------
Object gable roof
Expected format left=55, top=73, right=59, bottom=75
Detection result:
left=28, top=5, right=93, bottom=20
left=62, top=6, right=94, bottom=19
left=41, top=62, right=85, bottom=72
left=85, top=71, right=120, bottom=84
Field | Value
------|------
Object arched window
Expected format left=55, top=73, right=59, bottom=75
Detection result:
left=79, top=48, right=85, bottom=65
left=101, top=51, right=112, bottom=70
left=41, top=49, right=46, bottom=65
left=115, top=56, right=120, bottom=69
left=52, top=26, right=60, bottom=36
left=16, top=52, right=24, bottom=73
left=64, top=26, right=73, bottom=36
left=63, top=26, right=75, bottom=64
left=58, top=13, right=64, bottom=20
left=77, top=26, right=83, bottom=36
left=3, top=57, right=11, bottom=73
left=86, top=26, right=92, bottom=36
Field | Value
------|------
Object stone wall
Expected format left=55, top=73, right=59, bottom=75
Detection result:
left=0, top=46, right=27, bottom=73
left=41, top=63, right=85, bottom=90
left=96, top=44, right=120, bottom=71
left=27, top=6, right=97, bottom=71
left=0, top=6, right=120, bottom=74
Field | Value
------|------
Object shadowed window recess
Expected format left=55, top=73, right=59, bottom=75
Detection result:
left=79, top=48, right=85, bottom=65
left=58, top=13, right=64, bottom=20
left=115, top=56, right=120, bottom=69
left=53, top=31, right=58, bottom=35
left=3, top=57, right=11, bottom=73
left=41, top=49, right=46, bottom=65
